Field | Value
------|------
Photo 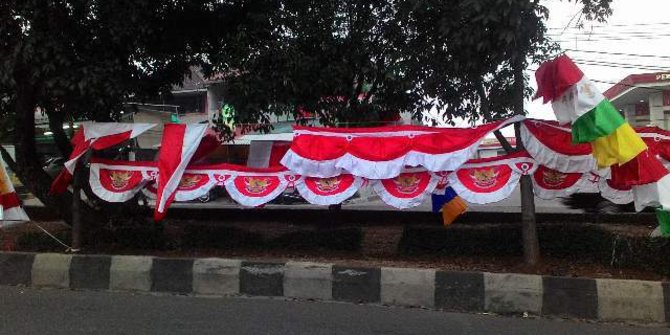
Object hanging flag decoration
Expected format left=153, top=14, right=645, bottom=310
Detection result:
left=50, top=123, right=155, bottom=194
left=442, top=196, right=467, bottom=226
left=598, top=178, right=634, bottom=205
left=222, top=166, right=298, bottom=208
left=89, top=159, right=156, bottom=202
left=531, top=165, right=590, bottom=200
left=0, top=155, right=29, bottom=224
left=154, top=123, right=208, bottom=221
left=295, top=174, right=363, bottom=206
left=448, top=152, right=536, bottom=204
left=534, top=55, right=647, bottom=168
left=431, top=186, right=456, bottom=213
left=371, top=170, right=440, bottom=209
left=520, top=119, right=596, bottom=173
left=655, top=209, right=670, bottom=237
left=281, top=116, right=524, bottom=179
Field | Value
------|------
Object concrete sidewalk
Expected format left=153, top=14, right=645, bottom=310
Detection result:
left=1, top=251, right=668, bottom=325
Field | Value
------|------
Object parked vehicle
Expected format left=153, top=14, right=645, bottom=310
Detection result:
left=42, top=157, right=65, bottom=179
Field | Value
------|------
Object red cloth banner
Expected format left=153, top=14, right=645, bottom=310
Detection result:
left=89, top=159, right=156, bottom=202
left=532, top=165, right=591, bottom=200
left=281, top=116, right=524, bottom=179
left=372, top=170, right=439, bottom=209
left=448, top=152, right=537, bottom=204
left=295, top=174, right=363, bottom=206
left=521, top=119, right=596, bottom=173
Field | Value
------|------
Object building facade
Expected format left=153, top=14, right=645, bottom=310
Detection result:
left=604, top=72, right=670, bottom=129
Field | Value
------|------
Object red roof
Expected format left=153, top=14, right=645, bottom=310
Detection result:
left=603, top=72, right=670, bottom=100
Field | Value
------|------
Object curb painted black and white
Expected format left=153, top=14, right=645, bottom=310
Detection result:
left=0, top=252, right=668, bottom=324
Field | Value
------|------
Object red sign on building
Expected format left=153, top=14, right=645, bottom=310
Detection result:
left=664, top=91, right=670, bottom=106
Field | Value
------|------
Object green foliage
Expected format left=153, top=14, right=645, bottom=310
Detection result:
left=401, top=223, right=670, bottom=276
left=210, top=0, right=613, bottom=131
left=0, top=0, right=278, bottom=142
left=182, top=224, right=362, bottom=251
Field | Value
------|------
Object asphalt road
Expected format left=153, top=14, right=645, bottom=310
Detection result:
left=0, top=286, right=667, bottom=335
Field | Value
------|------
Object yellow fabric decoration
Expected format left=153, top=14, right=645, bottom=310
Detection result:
left=591, top=123, right=647, bottom=168
left=441, top=196, right=467, bottom=226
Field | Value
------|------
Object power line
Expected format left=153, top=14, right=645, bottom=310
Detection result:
left=550, top=36, right=670, bottom=43
left=571, top=62, right=670, bottom=74
left=526, top=68, right=670, bottom=94
left=548, top=22, right=670, bottom=30
left=589, top=79, right=669, bottom=93
left=547, top=33, right=670, bottom=40
left=570, top=58, right=670, bottom=71
left=564, top=49, right=670, bottom=60
left=573, top=61, right=670, bottom=73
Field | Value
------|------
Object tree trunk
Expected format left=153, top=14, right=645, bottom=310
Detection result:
left=71, top=162, right=83, bottom=251
left=46, top=109, right=73, bottom=157
left=476, top=82, right=514, bottom=153
left=513, top=59, right=541, bottom=266
left=519, top=174, right=540, bottom=265
left=11, top=77, right=103, bottom=226
left=12, top=78, right=72, bottom=222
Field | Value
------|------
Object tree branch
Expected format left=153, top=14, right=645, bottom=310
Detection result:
left=476, top=81, right=514, bottom=153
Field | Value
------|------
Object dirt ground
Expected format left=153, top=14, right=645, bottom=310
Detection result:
left=2, top=220, right=667, bottom=282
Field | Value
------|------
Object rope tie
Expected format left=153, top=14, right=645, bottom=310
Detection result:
left=30, top=221, right=78, bottom=253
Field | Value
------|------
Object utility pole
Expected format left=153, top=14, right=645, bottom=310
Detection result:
left=513, top=57, right=540, bottom=266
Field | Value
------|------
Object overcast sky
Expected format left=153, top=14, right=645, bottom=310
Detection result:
left=426, top=0, right=670, bottom=134
left=527, top=0, right=670, bottom=120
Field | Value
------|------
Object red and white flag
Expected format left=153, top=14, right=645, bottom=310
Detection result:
left=154, top=123, right=208, bottom=221
left=50, top=123, right=155, bottom=194
left=0, top=155, right=29, bottom=225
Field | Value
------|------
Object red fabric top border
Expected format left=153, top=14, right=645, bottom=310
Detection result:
left=289, top=117, right=518, bottom=161
left=89, top=158, right=289, bottom=174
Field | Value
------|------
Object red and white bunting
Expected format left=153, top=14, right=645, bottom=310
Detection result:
left=295, top=174, right=363, bottom=206
left=599, top=178, right=633, bottom=205
left=89, top=160, right=156, bottom=202
left=0, top=155, right=29, bottom=224
left=371, top=170, right=440, bottom=209
left=532, top=165, right=593, bottom=200
left=154, top=123, right=208, bottom=220
left=520, top=119, right=596, bottom=173
left=224, top=171, right=298, bottom=207
left=281, top=116, right=524, bottom=179
left=448, top=152, right=537, bottom=204
left=50, top=123, right=156, bottom=194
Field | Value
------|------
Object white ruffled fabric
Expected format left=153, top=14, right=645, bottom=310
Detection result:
left=88, top=163, right=155, bottom=202
left=281, top=116, right=524, bottom=179
left=520, top=123, right=596, bottom=173
left=371, top=172, right=440, bottom=209
left=294, top=176, right=364, bottom=206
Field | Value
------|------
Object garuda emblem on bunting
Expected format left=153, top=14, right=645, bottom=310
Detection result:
left=470, top=168, right=499, bottom=189
left=542, top=169, right=568, bottom=188
left=109, top=171, right=133, bottom=190
left=393, top=173, right=421, bottom=194
left=179, top=174, right=203, bottom=189
left=244, top=177, right=272, bottom=195
left=314, top=177, right=342, bottom=193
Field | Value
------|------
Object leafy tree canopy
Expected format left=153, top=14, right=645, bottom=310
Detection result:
left=209, top=0, right=613, bottom=132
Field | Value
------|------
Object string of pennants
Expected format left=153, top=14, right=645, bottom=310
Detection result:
left=49, top=116, right=670, bottom=219
left=88, top=151, right=635, bottom=209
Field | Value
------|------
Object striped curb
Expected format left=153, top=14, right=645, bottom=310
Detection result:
left=0, top=251, right=668, bottom=324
